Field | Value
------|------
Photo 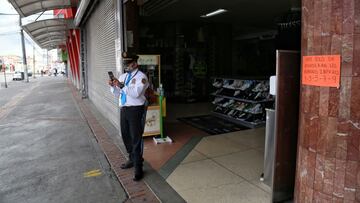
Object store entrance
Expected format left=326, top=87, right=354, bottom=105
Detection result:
left=137, top=2, right=301, bottom=127
left=125, top=0, right=301, bottom=202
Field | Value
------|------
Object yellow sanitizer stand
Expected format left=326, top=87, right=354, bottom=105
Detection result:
left=138, top=55, right=172, bottom=143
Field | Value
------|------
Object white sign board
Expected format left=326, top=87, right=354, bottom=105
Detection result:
left=138, top=55, right=159, bottom=65
left=143, top=106, right=160, bottom=136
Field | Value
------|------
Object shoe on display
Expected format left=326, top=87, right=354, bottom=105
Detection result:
left=212, top=97, right=224, bottom=105
left=231, top=110, right=239, bottom=117
left=232, top=80, right=243, bottom=89
left=252, top=82, right=263, bottom=92
left=227, top=80, right=240, bottom=89
left=237, top=112, right=248, bottom=119
left=238, top=91, right=247, bottom=99
left=240, top=80, right=251, bottom=91
left=223, top=79, right=235, bottom=89
left=243, top=103, right=253, bottom=112
left=212, top=88, right=223, bottom=95
left=212, top=80, right=223, bottom=88
left=246, top=92, right=257, bottom=100
left=222, top=99, right=235, bottom=107
left=222, top=79, right=230, bottom=88
left=252, top=81, right=269, bottom=92
left=264, top=81, right=270, bottom=91
left=227, top=109, right=236, bottom=116
left=247, top=104, right=262, bottom=114
left=262, top=92, right=271, bottom=100
left=234, top=90, right=241, bottom=97
left=223, top=108, right=232, bottom=114
left=214, top=106, right=223, bottom=113
left=240, top=80, right=254, bottom=91
left=232, top=102, right=240, bottom=110
left=253, top=92, right=263, bottom=100
left=238, top=103, right=247, bottom=111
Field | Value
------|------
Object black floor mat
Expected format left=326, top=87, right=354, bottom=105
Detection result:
left=178, top=115, right=249, bottom=135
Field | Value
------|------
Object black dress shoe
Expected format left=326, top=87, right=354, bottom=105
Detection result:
left=120, top=160, right=134, bottom=169
left=133, top=167, right=144, bottom=181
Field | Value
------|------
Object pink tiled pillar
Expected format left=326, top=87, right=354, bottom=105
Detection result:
left=294, top=0, right=360, bottom=202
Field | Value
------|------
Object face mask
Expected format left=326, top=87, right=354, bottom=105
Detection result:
left=123, top=61, right=133, bottom=72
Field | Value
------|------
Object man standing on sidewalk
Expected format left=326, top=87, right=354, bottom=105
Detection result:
left=108, top=52, right=149, bottom=181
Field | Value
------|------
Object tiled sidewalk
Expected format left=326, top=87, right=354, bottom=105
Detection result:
left=69, top=83, right=160, bottom=203
left=70, top=85, right=271, bottom=203
left=166, top=128, right=271, bottom=203
left=143, top=122, right=208, bottom=171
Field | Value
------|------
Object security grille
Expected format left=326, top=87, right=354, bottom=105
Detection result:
left=85, top=0, right=119, bottom=128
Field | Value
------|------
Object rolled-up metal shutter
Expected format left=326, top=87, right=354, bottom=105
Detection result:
left=85, top=0, right=119, bottom=127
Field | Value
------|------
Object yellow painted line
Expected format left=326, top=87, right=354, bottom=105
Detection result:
left=83, top=169, right=102, bottom=178
left=84, top=169, right=101, bottom=174
left=84, top=172, right=102, bottom=178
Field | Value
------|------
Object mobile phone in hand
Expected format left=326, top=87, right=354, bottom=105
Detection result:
left=108, top=71, right=115, bottom=81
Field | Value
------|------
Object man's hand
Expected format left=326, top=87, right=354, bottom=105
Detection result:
left=108, top=79, right=114, bottom=86
left=112, top=79, right=119, bottom=87
left=108, top=78, right=124, bottom=88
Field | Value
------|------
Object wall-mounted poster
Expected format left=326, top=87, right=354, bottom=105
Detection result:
left=302, top=55, right=341, bottom=88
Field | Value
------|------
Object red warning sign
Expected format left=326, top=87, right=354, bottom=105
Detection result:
left=302, top=55, right=341, bottom=88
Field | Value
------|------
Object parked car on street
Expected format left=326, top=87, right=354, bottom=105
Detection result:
left=13, top=71, right=24, bottom=80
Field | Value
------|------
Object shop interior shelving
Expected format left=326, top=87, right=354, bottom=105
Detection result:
left=211, top=77, right=274, bottom=128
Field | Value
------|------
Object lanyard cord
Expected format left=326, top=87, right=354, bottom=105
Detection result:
left=123, top=70, right=139, bottom=86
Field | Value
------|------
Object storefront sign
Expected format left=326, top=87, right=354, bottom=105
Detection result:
left=138, top=55, right=159, bottom=65
left=302, top=55, right=341, bottom=88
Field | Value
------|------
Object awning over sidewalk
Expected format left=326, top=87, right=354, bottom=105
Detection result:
left=22, top=19, right=75, bottom=50
left=8, top=0, right=79, bottom=17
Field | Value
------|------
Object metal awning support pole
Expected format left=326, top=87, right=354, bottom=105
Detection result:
left=4, top=69, right=7, bottom=88
left=33, top=46, right=36, bottom=78
left=20, top=15, right=29, bottom=83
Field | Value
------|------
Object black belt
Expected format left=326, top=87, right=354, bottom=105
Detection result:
left=122, top=105, right=145, bottom=109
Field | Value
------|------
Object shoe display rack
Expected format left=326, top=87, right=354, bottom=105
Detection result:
left=211, top=77, right=274, bottom=128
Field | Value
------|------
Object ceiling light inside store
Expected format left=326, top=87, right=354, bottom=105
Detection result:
left=201, top=9, right=228, bottom=18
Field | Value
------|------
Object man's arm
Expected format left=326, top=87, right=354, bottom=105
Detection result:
left=110, top=83, right=121, bottom=98
left=122, top=76, right=149, bottom=98
left=109, top=73, right=122, bottom=97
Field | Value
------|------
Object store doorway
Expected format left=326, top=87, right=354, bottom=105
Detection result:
left=137, top=1, right=301, bottom=127
left=124, top=0, right=302, bottom=202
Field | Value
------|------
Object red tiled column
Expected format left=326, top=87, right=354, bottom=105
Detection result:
left=73, top=29, right=81, bottom=81
left=295, top=0, right=360, bottom=202
left=66, top=41, right=74, bottom=79
left=69, top=34, right=79, bottom=84
left=66, top=40, right=76, bottom=83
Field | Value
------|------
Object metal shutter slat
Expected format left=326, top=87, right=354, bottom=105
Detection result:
left=86, top=0, right=119, bottom=128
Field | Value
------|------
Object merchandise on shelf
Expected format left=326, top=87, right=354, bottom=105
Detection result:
left=211, top=77, right=274, bottom=128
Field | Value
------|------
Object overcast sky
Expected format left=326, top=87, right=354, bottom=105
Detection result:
left=0, top=0, right=54, bottom=57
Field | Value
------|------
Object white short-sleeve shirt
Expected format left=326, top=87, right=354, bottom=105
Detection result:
left=110, top=69, right=149, bottom=107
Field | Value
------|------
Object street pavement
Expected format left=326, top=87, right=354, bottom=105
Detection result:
left=0, top=76, right=126, bottom=203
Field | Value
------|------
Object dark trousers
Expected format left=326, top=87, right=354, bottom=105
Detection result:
left=120, top=105, right=146, bottom=168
